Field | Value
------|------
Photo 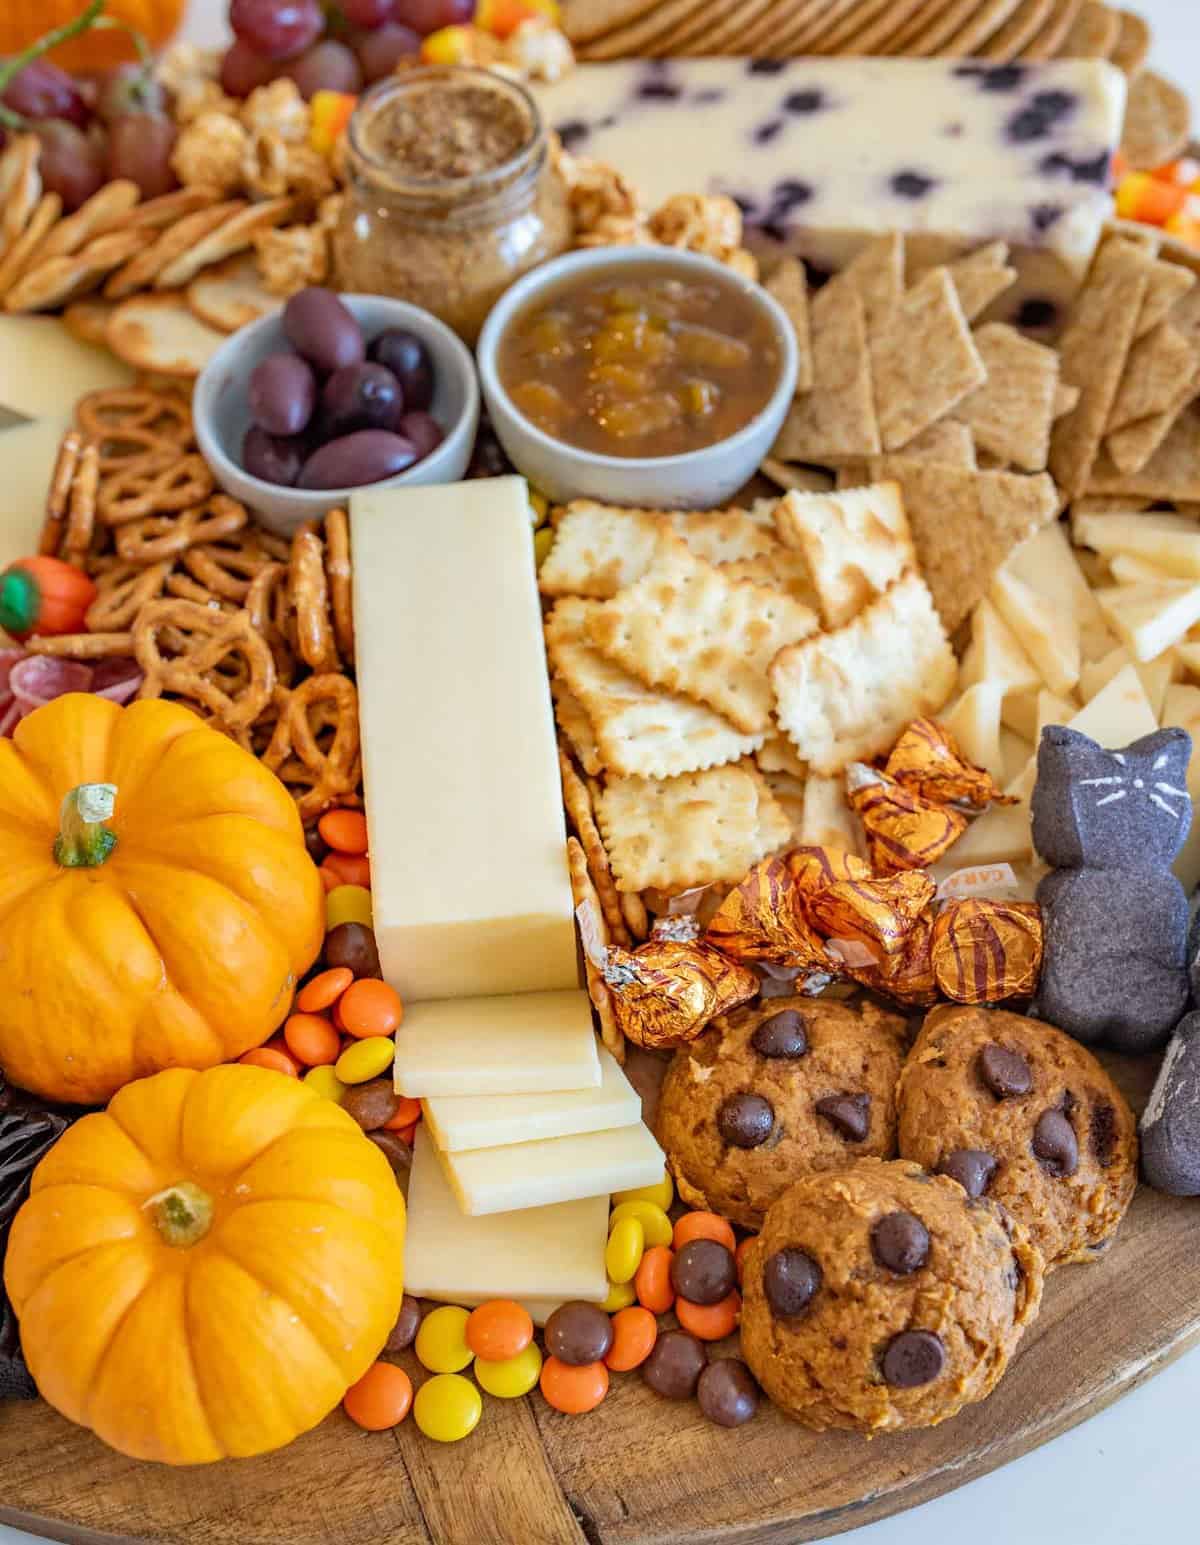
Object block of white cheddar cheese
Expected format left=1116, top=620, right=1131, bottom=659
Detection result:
left=423, top=1043, right=639, bottom=1151
left=393, top=990, right=600, bottom=1098
left=437, top=1120, right=665, bottom=1216
left=405, top=1127, right=608, bottom=1304
left=0, top=319, right=132, bottom=418
left=352, top=477, right=578, bottom=1002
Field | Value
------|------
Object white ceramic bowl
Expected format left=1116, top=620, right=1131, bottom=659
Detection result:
left=194, top=294, right=480, bottom=536
left=476, top=246, right=799, bottom=509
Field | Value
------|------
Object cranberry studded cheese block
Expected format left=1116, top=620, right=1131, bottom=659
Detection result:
left=538, top=58, right=1127, bottom=331
left=352, top=478, right=579, bottom=1002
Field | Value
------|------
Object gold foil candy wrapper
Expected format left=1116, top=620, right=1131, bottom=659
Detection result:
left=807, top=870, right=936, bottom=963
left=886, top=718, right=1015, bottom=809
left=787, top=845, right=872, bottom=894
left=703, top=855, right=829, bottom=971
left=845, top=763, right=968, bottom=873
left=849, top=912, right=939, bottom=1007
left=604, top=938, right=759, bottom=1049
left=931, top=898, right=1044, bottom=1003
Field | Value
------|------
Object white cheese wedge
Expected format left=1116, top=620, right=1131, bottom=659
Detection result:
left=800, top=773, right=862, bottom=855
left=941, top=682, right=1005, bottom=781
left=990, top=567, right=1081, bottom=696
left=960, top=596, right=1041, bottom=699
left=999, top=729, right=1034, bottom=787
left=1079, top=643, right=1176, bottom=718
left=1002, top=520, right=1113, bottom=662
left=1037, top=688, right=1079, bottom=740
left=0, top=413, right=72, bottom=582
left=0, top=319, right=132, bottom=417
left=1173, top=641, right=1200, bottom=678
left=1108, top=553, right=1181, bottom=586
left=1095, top=579, right=1200, bottom=664
left=352, top=477, right=578, bottom=1002
left=404, top=1128, right=608, bottom=1303
left=1072, top=510, right=1200, bottom=579
left=1000, top=690, right=1041, bottom=743
left=1066, top=663, right=1159, bottom=745
left=423, top=1044, right=640, bottom=1152
left=393, top=991, right=600, bottom=1098
left=437, top=1121, right=666, bottom=1217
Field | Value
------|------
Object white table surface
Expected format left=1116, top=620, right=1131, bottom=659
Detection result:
left=4, top=4, right=1200, bottom=1543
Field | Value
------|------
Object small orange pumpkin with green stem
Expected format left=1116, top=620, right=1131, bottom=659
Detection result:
left=0, top=692, right=324, bottom=1104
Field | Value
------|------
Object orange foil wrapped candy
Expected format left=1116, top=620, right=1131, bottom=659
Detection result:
left=886, top=718, right=1015, bottom=809
left=806, top=870, right=936, bottom=968
left=845, top=763, right=968, bottom=873
left=603, top=939, right=759, bottom=1049
left=851, top=912, right=939, bottom=1007
left=787, top=845, right=872, bottom=892
left=931, top=899, right=1044, bottom=1004
left=703, top=856, right=828, bottom=971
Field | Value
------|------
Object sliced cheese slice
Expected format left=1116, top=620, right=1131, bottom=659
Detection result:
left=422, top=1044, right=640, bottom=1152
left=0, top=318, right=132, bottom=418
left=1002, top=519, right=1113, bottom=661
left=990, top=567, right=1080, bottom=697
left=960, top=595, right=1041, bottom=699
left=1095, top=579, right=1200, bottom=664
left=405, top=1127, right=608, bottom=1304
left=1158, top=684, right=1200, bottom=891
left=1072, top=510, right=1200, bottom=579
left=437, top=1120, right=665, bottom=1216
left=1079, top=643, right=1176, bottom=719
left=393, top=991, right=600, bottom=1098
left=941, top=682, right=1005, bottom=782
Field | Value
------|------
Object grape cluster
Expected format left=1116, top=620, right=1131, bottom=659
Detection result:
left=224, top=0, right=474, bottom=102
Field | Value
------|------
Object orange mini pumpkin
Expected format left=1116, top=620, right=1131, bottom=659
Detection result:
left=0, top=693, right=323, bottom=1104
left=4, top=1064, right=407, bottom=1464
left=1, top=1, right=184, bottom=74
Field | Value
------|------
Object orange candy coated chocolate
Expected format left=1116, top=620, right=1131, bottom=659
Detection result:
left=605, top=1306, right=657, bottom=1371
left=338, top=979, right=403, bottom=1038
left=540, top=1356, right=609, bottom=1413
left=323, top=851, right=372, bottom=889
left=283, top=1012, right=341, bottom=1067
left=239, top=1046, right=299, bottom=1077
left=676, top=1290, right=740, bottom=1341
left=343, top=1361, right=413, bottom=1430
left=297, top=967, right=353, bottom=1012
left=384, top=1096, right=422, bottom=1130
left=634, top=1246, right=675, bottom=1314
left=673, top=1212, right=736, bottom=1254
left=319, top=808, right=369, bottom=854
left=466, top=1300, right=534, bottom=1362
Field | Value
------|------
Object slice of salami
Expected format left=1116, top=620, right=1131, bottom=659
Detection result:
left=9, top=657, right=92, bottom=714
left=89, top=657, right=143, bottom=704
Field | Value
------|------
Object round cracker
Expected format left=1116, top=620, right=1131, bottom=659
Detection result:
left=1057, top=0, right=1121, bottom=58
left=1022, top=0, right=1086, bottom=60
left=885, top=0, right=985, bottom=54
left=818, top=0, right=927, bottom=54
left=938, top=0, right=1026, bottom=57
left=106, top=292, right=226, bottom=379
left=154, top=197, right=295, bottom=291
left=36, top=179, right=140, bottom=263
left=769, top=0, right=856, bottom=57
left=564, top=0, right=663, bottom=44
left=1110, top=7, right=1150, bottom=74
left=187, top=253, right=281, bottom=333
left=3, top=229, right=147, bottom=315
left=123, top=186, right=225, bottom=231
left=63, top=298, right=119, bottom=349
left=578, top=0, right=711, bottom=58
left=1120, top=69, right=1191, bottom=171
left=980, top=0, right=1055, bottom=58
left=667, top=0, right=783, bottom=57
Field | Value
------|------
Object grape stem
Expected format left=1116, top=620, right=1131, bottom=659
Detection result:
left=0, top=0, right=154, bottom=132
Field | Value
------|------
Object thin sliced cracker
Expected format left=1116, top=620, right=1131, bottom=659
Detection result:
left=0, top=193, right=61, bottom=300
left=770, top=571, right=958, bottom=775
left=155, top=197, right=295, bottom=290
left=774, top=482, right=914, bottom=628
left=547, top=596, right=762, bottom=779
left=558, top=743, right=632, bottom=949
left=103, top=200, right=245, bottom=301
left=121, top=186, right=224, bottom=231
left=595, top=761, right=793, bottom=894
left=945, top=241, right=1018, bottom=322
left=62, top=298, right=117, bottom=348
left=765, top=257, right=813, bottom=394
left=35, top=180, right=140, bottom=263
left=564, top=835, right=624, bottom=1063
left=771, top=273, right=880, bottom=463
left=870, top=265, right=986, bottom=451
left=954, top=322, right=1061, bottom=472
left=3, top=229, right=147, bottom=314
left=587, top=529, right=818, bottom=734
left=0, top=136, right=40, bottom=256
left=187, top=252, right=281, bottom=332
left=105, top=292, right=226, bottom=378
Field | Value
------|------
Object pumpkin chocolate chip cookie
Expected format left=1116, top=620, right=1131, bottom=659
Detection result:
left=655, top=995, right=909, bottom=1230
left=739, top=1158, right=1044, bottom=1433
left=897, top=1005, right=1138, bottom=1268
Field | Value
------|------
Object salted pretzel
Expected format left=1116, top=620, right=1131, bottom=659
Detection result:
left=85, top=559, right=172, bottom=631
left=38, top=430, right=82, bottom=557
left=289, top=522, right=339, bottom=672
left=324, top=507, right=354, bottom=663
left=115, top=495, right=248, bottom=565
left=76, top=386, right=193, bottom=447
left=98, top=451, right=215, bottom=526
left=133, top=599, right=275, bottom=730
left=263, top=673, right=360, bottom=820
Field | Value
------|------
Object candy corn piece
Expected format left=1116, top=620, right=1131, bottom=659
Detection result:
left=310, top=90, right=357, bottom=155
left=475, top=0, right=560, bottom=37
left=422, top=24, right=482, bottom=63
left=1115, top=170, right=1188, bottom=226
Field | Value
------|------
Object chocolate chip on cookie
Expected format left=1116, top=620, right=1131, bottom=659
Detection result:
left=938, top=1148, right=997, bottom=1198
left=816, top=1092, right=870, bottom=1142
left=762, top=1247, right=822, bottom=1318
left=1032, top=1107, right=1079, bottom=1177
left=752, top=1008, right=809, bottom=1059
left=882, top=1330, right=945, bottom=1388
left=978, top=1042, right=1032, bottom=1099
left=871, top=1211, right=930, bottom=1274
left=718, top=1092, right=774, bottom=1148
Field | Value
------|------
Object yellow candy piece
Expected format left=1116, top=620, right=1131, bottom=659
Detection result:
left=303, top=1065, right=346, bottom=1104
left=421, top=24, right=476, bottom=64
left=413, top=1373, right=482, bottom=1442
left=614, top=1172, right=674, bottom=1211
left=309, top=88, right=357, bottom=154
left=415, top=1306, right=473, bottom=1374
left=474, top=1343, right=543, bottom=1399
left=599, top=1278, right=636, bottom=1312
left=529, top=489, right=549, bottom=528
left=335, top=1036, right=395, bottom=1085
left=533, top=526, right=554, bottom=568
left=609, top=1199, right=672, bottom=1249
left=326, top=884, right=373, bottom=931
left=604, top=1216, right=645, bottom=1285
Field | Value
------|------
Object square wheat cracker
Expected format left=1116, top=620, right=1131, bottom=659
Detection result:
left=773, top=482, right=914, bottom=628
left=551, top=674, right=603, bottom=777
left=901, top=419, right=977, bottom=467
left=770, top=571, right=958, bottom=775
left=870, top=266, right=986, bottom=452
left=954, top=323, right=1061, bottom=472
left=1105, top=321, right=1197, bottom=433
left=842, top=234, right=904, bottom=334
left=595, top=761, right=793, bottom=893
left=764, top=256, right=813, bottom=393
left=546, top=596, right=763, bottom=779
left=945, top=241, right=1017, bottom=322
left=587, top=529, right=818, bottom=734
left=771, top=273, right=880, bottom=463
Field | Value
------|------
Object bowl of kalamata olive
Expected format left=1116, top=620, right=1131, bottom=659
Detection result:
left=194, top=288, right=480, bottom=534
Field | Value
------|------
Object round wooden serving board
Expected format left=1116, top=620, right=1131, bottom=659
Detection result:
left=1, top=1051, right=1198, bottom=1545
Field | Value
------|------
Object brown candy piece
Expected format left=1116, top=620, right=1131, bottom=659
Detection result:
left=807, top=869, right=936, bottom=965
left=815, top=1092, right=870, bottom=1142
left=703, top=855, right=829, bottom=972
left=545, top=1302, right=613, bottom=1366
left=717, top=1092, right=775, bottom=1149
left=366, top=1128, right=413, bottom=1185
left=762, top=1247, right=821, bottom=1318
left=605, top=938, right=759, bottom=1050
left=671, top=1239, right=737, bottom=1306
left=642, top=1329, right=707, bottom=1400
left=939, top=1148, right=997, bottom=1199
left=871, top=1211, right=930, bottom=1275
left=324, top=921, right=382, bottom=979
left=341, top=1077, right=400, bottom=1132
left=697, top=1358, right=759, bottom=1427
left=882, top=1329, right=946, bottom=1388
left=886, top=717, right=1014, bottom=809
left=385, top=1294, right=422, bottom=1353
left=846, top=763, right=967, bottom=874
left=1033, top=1108, right=1079, bottom=1177
left=932, top=898, right=1043, bottom=1004
left=979, top=1043, right=1033, bottom=1099
left=751, top=1008, right=808, bottom=1059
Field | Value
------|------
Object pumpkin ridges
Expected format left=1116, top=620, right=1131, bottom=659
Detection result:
left=107, top=1068, right=202, bottom=1178
left=2, top=1183, right=143, bottom=1305
left=28, top=1111, right=161, bottom=1198
left=0, top=741, right=57, bottom=830
left=178, top=1064, right=334, bottom=1180
left=232, top=1125, right=407, bottom=1234
left=12, top=692, right=120, bottom=800
left=103, top=699, right=220, bottom=813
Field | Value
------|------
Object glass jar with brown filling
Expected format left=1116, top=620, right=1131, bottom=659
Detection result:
left=333, top=66, right=572, bottom=344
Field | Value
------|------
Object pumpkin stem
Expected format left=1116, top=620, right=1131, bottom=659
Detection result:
left=54, top=782, right=118, bottom=869
left=144, top=1182, right=214, bottom=1249
left=0, top=2, right=107, bottom=130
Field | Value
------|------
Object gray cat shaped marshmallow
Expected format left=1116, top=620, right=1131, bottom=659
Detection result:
left=1031, top=725, right=1192, bottom=1055
left=1142, top=912, right=1200, bottom=1195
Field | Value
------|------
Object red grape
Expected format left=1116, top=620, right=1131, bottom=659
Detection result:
left=2, top=60, right=90, bottom=127
left=33, top=121, right=106, bottom=211
left=343, top=0, right=395, bottom=25
left=229, top=0, right=325, bottom=62
left=107, top=114, right=179, bottom=200
left=392, top=0, right=474, bottom=35
left=219, top=39, right=279, bottom=97
left=96, top=64, right=166, bottom=125
left=284, top=40, right=364, bottom=100
left=353, top=22, right=421, bottom=83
